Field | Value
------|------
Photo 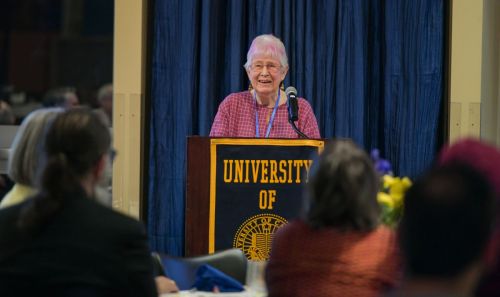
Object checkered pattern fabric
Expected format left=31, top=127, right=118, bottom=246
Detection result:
left=210, top=91, right=321, bottom=139
left=266, top=220, right=401, bottom=297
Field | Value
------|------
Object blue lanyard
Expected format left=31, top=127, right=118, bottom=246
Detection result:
left=254, top=90, right=280, bottom=138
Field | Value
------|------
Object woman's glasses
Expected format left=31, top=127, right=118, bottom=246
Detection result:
left=250, top=62, right=281, bottom=74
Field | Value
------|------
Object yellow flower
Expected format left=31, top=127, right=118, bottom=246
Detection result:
left=382, top=175, right=395, bottom=189
left=377, top=192, right=395, bottom=209
left=401, top=177, right=412, bottom=188
left=388, top=177, right=411, bottom=205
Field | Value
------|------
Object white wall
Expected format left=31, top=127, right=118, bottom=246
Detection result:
left=480, top=0, right=500, bottom=145
left=112, top=0, right=148, bottom=218
left=449, top=0, right=484, bottom=141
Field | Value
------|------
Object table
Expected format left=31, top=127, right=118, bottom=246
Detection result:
left=161, top=288, right=266, bottom=297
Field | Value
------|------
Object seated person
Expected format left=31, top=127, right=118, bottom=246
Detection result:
left=391, top=163, right=495, bottom=297
left=42, top=87, right=79, bottom=109
left=93, top=83, right=113, bottom=127
left=0, top=108, right=62, bottom=209
left=266, top=140, right=401, bottom=297
left=0, top=109, right=177, bottom=296
left=0, top=100, right=15, bottom=124
left=436, top=138, right=500, bottom=297
left=0, top=99, right=15, bottom=198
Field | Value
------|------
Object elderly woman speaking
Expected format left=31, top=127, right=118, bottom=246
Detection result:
left=210, top=34, right=320, bottom=138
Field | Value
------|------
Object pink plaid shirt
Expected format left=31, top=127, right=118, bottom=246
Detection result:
left=210, top=91, right=321, bottom=138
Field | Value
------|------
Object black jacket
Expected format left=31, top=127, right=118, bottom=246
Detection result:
left=0, top=192, right=157, bottom=297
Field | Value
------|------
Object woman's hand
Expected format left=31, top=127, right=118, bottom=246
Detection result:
left=155, top=276, right=179, bottom=294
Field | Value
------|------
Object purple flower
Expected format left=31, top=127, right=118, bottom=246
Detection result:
left=371, top=149, right=393, bottom=175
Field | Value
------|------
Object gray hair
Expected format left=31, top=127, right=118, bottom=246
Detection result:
left=244, top=34, right=289, bottom=70
left=0, top=101, right=15, bottom=125
left=306, top=140, right=380, bottom=231
left=7, top=108, right=63, bottom=186
left=42, top=87, right=77, bottom=108
left=97, top=83, right=113, bottom=103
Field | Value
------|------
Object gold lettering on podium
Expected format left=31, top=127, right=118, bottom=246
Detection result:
left=223, top=159, right=313, bottom=184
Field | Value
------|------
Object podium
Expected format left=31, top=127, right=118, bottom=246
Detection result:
left=185, top=137, right=324, bottom=259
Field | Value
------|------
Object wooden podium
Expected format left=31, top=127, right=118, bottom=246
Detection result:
left=185, top=136, right=324, bottom=259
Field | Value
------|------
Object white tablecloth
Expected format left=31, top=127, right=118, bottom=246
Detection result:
left=161, top=288, right=266, bottom=297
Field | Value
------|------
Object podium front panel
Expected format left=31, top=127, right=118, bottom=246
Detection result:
left=186, top=137, right=324, bottom=259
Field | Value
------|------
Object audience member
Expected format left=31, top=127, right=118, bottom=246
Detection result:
left=0, top=100, right=15, bottom=125
left=392, top=163, right=495, bottom=297
left=91, top=84, right=114, bottom=203
left=0, top=108, right=62, bottom=209
left=93, top=83, right=113, bottom=127
left=42, top=87, right=79, bottom=109
left=0, top=99, right=15, bottom=200
left=0, top=108, right=177, bottom=296
left=91, top=83, right=114, bottom=205
left=266, top=140, right=401, bottom=297
left=437, top=138, right=500, bottom=297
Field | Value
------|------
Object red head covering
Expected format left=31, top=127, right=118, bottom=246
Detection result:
left=439, top=138, right=500, bottom=297
left=438, top=137, right=500, bottom=198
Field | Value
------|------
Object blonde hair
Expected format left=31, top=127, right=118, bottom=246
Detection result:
left=8, top=108, right=63, bottom=186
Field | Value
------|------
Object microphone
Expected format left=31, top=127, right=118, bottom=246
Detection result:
left=286, top=86, right=299, bottom=122
left=285, top=86, right=308, bottom=138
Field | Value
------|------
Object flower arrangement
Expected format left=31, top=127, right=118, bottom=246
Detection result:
left=371, top=149, right=412, bottom=227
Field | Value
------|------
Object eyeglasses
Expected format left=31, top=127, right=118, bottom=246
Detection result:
left=250, top=62, right=282, bottom=74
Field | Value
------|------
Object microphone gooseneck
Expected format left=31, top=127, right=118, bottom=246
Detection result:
left=285, top=86, right=308, bottom=139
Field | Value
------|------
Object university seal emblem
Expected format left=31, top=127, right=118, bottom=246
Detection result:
left=233, top=214, right=287, bottom=260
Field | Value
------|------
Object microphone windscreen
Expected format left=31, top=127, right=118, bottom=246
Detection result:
left=285, top=86, right=297, bottom=97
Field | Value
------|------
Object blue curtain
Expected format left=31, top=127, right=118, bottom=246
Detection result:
left=149, top=0, right=444, bottom=255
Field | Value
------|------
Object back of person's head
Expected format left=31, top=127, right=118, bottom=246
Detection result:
left=97, top=84, right=112, bottom=103
left=306, top=140, right=380, bottom=231
left=0, top=100, right=15, bottom=124
left=438, top=138, right=500, bottom=199
left=399, top=163, right=495, bottom=278
left=96, top=83, right=113, bottom=121
left=42, top=87, right=79, bottom=109
left=18, top=108, right=111, bottom=230
left=8, top=108, right=63, bottom=186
